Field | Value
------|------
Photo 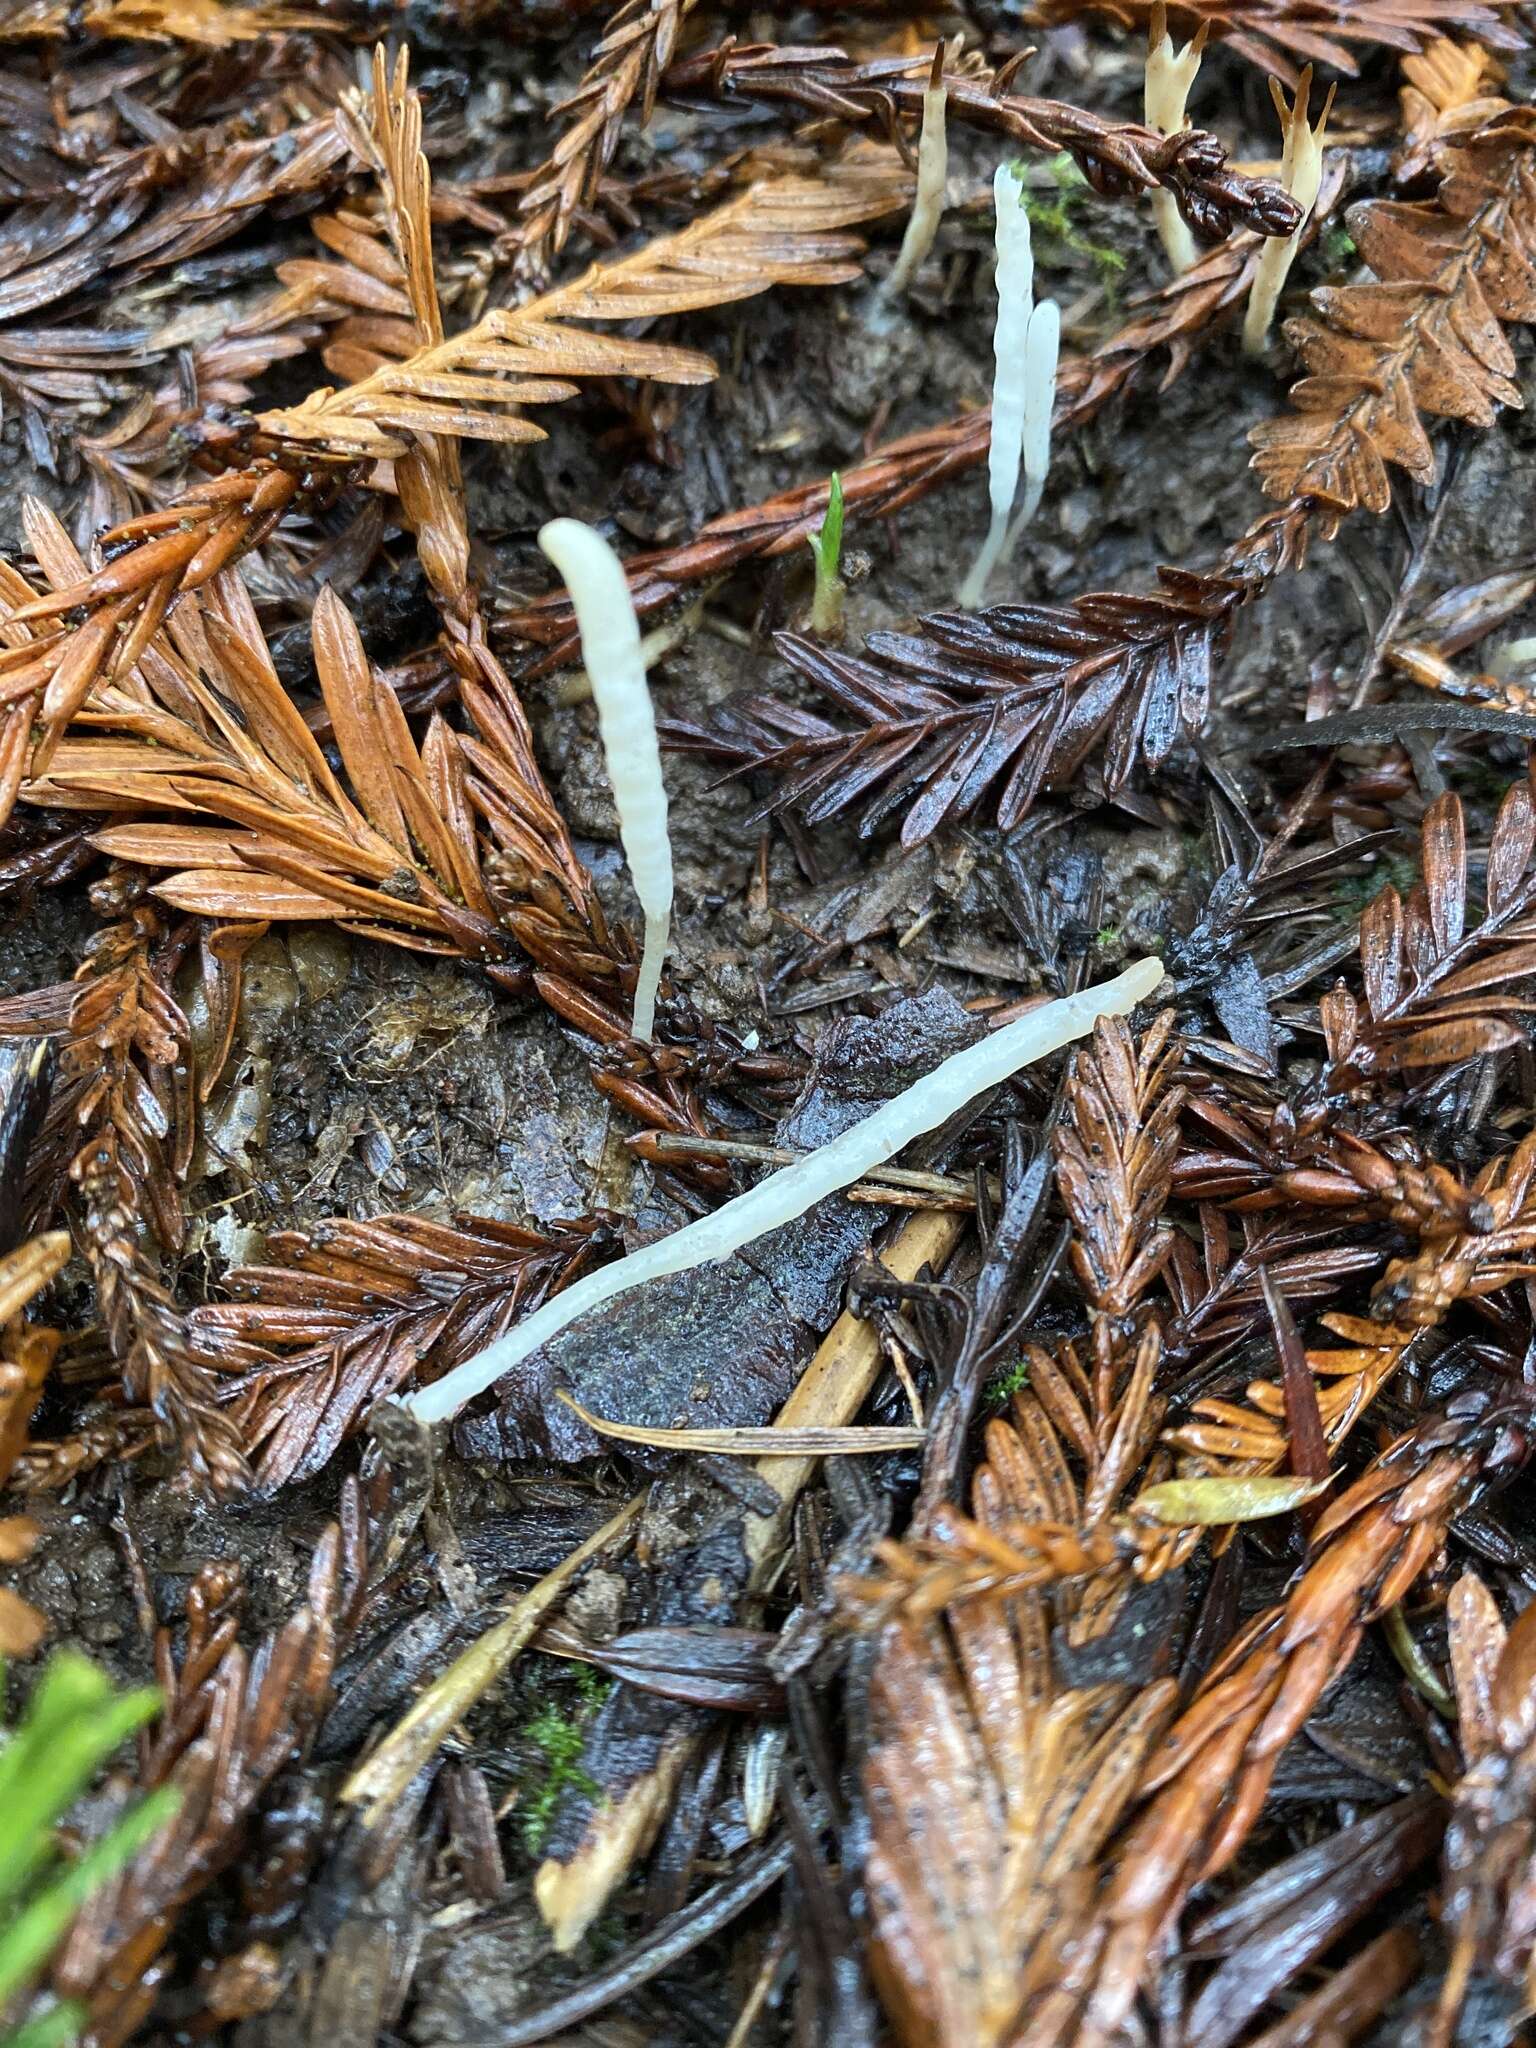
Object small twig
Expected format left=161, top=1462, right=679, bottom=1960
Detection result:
left=555, top=1387, right=924, bottom=1455
left=340, top=1492, right=644, bottom=1827
left=630, top=1129, right=995, bottom=1205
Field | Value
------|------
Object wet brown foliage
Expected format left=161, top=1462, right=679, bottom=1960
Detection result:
left=1319, top=781, right=1536, bottom=1090
left=1032, top=0, right=1525, bottom=80
left=52, top=1479, right=376, bottom=2045
left=509, top=0, right=701, bottom=269
left=664, top=39, right=1304, bottom=243
left=666, top=507, right=1310, bottom=844
left=191, top=1210, right=617, bottom=1487
left=0, top=1229, right=69, bottom=1653
left=1251, top=118, right=1536, bottom=522
left=7, top=5, right=1536, bottom=2046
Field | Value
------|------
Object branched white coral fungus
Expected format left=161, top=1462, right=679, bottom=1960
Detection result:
left=405, top=958, right=1163, bottom=1425
left=1144, top=1, right=1207, bottom=276
left=958, top=164, right=1060, bottom=610
left=539, top=518, right=673, bottom=1041
left=1243, top=66, right=1334, bottom=356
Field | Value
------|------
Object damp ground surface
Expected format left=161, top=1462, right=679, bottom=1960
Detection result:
left=4, top=10, right=1536, bottom=2045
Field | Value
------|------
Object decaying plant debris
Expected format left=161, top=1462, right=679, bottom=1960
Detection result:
left=7, top=0, right=1536, bottom=2043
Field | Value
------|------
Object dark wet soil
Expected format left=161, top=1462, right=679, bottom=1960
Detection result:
left=5, top=15, right=1536, bottom=2042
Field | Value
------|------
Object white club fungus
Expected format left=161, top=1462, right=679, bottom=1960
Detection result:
left=406, top=956, right=1164, bottom=1425
left=958, top=165, right=1060, bottom=610
left=539, top=518, right=672, bottom=1042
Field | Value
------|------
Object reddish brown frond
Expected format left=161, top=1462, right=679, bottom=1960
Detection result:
left=1167, top=1311, right=1416, bottom=1471
left=1320, top=784, right=1536, bottom=1091
left=867, top=1614, right=1176, bottom=2048
left=0, top=0, right=328, bottom=40
left=663, top=509, right=1309, bottom=843
left=1251, top=119, right=1536, bottom=522
left=0, top=1231, right=70, bottom=1656
left=861, top=1391, right=1179, bottom=2047
left=191, top=1212, right=617, bottom=1488
left=52, top=1488, right=373, bottom=2046
left=1029, top=0, right=1525, bottom=82
left=260, top=143, right=910, bottom=460
left=1034, top=1396, right=1536, bottom=2048
left=1372, top=1128, right=1536, bottom=1325
left=1397, top=37, right=1513, bottom=178
left=75, top=1152, right=251, bottom=1499
left=513, top=0, right=703, bottom=263
left=1435, top=1574, right=1536, bottom=2045
left=1058, top=1010, right=1183, bottom=1339
left=664, top=41, right=1302, bottom=242
left=0, top=876, right=255, bottom=1492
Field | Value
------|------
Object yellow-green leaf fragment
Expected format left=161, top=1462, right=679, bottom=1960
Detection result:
left=1134, top=1474, right=1331, bottom=1527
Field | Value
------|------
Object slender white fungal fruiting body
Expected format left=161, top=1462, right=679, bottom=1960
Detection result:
left=881, top=66, right=949, bottom=301
left=1013, top=296, right=1060, bottom=542
left=958, top=166, right=1060, bottom=610
left=1243, top=68, right=1333, bottom=356
left=405, top=957, right=1164, bottom=1424
left=539, top=518, right=672, bottom=1041
left=1144, top=3, right=1206, bottom=276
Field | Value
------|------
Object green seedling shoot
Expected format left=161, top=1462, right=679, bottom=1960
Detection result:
left=807, top=472, right=845, bottom=638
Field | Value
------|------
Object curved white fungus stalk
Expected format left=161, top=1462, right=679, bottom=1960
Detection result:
left=1243, top=67, right=1333, bottom=357
left=539, top=518, right=672, bottom=1041
left=405, top=956, right=1164, bottom=1425
left=1144, top=3, right=1206, bottom=276
left=958, top=165, right=1060, bottom=610
left=1007, top=295, right=1060, bottom=549
left=880, top=53, right=949, bottom=302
